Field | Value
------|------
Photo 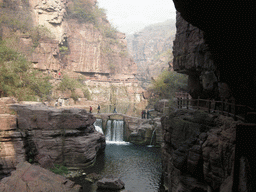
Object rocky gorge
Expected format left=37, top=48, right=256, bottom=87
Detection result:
left=0, top=0, right=255, bottom=192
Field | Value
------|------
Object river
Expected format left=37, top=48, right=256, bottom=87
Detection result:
left=73, top=120, right=163, bottom=192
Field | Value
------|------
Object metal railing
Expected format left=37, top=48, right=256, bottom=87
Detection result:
left=175, top=92, right=255, bottom=122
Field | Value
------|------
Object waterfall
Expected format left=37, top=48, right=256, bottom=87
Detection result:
left=147, top=129, right=156, bottom=147
left=106, top=120, right=128, bottom=144
left=94, top=119, right=103, bottom=134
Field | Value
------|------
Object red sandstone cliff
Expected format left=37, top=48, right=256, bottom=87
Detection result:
left=0, top=0, right=145, bottom=107
left=0, top=0, right=136, bottom=79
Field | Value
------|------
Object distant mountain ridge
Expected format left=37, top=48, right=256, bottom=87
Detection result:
left=127, top=19, right=176, bottom=88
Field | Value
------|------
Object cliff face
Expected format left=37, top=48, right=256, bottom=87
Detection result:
left=18, top=0, right=136, bottom=78
left=172, top=1, right=255, bottom=107
left=161, top=110, right=239, bottom=192
left=173, top=13, right=216, bottom=100
left=0, top=0, right=143, bottom=106
left=0, top=97, right=105, bottom=178
left=127, top=20, right=176, bottom=88
left=161, top=1, right=255, bottom=191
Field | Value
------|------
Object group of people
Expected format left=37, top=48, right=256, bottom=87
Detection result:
left=89, top=105, right=101, bottom=113
left=141, top=110, right=150, bottom=119
left=89, top=104, right=117, bottom=113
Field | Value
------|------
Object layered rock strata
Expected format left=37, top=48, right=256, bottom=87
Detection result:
left=173, top=12, right=217, bottom=100
left=0, top=0, right=144, bottom=106
left=8, top=0, right=137, bottom=79
left=161, top=109, right=244, bottom=191
left=0, top=98, right=105, bottom=178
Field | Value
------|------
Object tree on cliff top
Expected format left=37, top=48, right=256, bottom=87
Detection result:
left=0, top=41, right=52, bottom=101
left=148, top=70, right=188, bottom=104
left=67, top=0, right=105, bottom=25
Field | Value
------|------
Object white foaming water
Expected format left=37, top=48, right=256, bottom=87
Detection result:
left=105, top=120, right=124, bottom=143
left=95, top=125, right=103, bottom=134
left=94, top=119, right=104, bottom=134
left=106, top=141, right=130, bottom=145
left=94, top=119, right=128, bottom=144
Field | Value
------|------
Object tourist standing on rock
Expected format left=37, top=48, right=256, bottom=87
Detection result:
left=97, top=105, right=100, bottom=113
left=89, top=106, right=92, bottom=113
left=147, top=110, right=150, bottom=119
left=113, top=105, right=117, bottom=113
left=141, top=110, right=146, bottom=119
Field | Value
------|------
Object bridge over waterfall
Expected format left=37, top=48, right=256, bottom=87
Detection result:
left=93, top=113, right=163, bottom=146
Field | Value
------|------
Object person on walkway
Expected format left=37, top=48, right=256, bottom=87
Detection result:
left=113, top=105, right=117, bottom=113
left=89, top=106, right=92, bottom=113
left=142, top=110, right=146, bottom=119
left=147, top=110, right=150, bottom=119
left=97, top=104, right=100, bottom=113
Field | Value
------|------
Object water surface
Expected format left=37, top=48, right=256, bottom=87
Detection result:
left=75, top=143, right=163, bottom=192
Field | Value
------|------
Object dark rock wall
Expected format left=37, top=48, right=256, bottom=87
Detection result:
left=161, top=110, right=239, bottom=191
left=173, top=13, right=216, bottom=100
left=172, top=1, right=255, bottom=107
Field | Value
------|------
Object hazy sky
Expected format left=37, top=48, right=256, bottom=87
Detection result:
left=97, top=0, right=176, bottom=34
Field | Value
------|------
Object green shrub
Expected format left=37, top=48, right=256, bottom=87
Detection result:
left=103, top=26, right=117, bottom=39
left=59, top=46, right=69, bottom=54
left=149, top=70, right=188, bottom=102
left=83, top=87, right=91, bottom=100
left=50, top=164, right=69, bottom=175
left=67, top=0, right=105, bottom=25
left=119, top=50, right=128, bottom=57
left=109, top=62, right=115, bottom=73
left=57, top=75, right=80, bottom=93
left=0, top=7, right=52, bottom=48
left=0, top=41, right=52, bottom=101
left=57, top=75, right=92, bottom=102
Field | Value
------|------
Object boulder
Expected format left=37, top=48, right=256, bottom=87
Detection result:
left=97, top=177, right=125, bottom=190
left=1, top=103, right=106, bottom=178
left=0, top=161, right=81, bottom=192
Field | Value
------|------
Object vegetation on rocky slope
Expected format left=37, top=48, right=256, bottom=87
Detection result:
left=0, top=2, right=54, bottom=101
left=148, top=70, right=188, bottom=105
left=67, top=0, right=105, bottom=25
left=56, top=75, right=91, bottom=102
left=0, top=0, right=133, bottom=104
left=0, top=41, right=52, bottom=101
